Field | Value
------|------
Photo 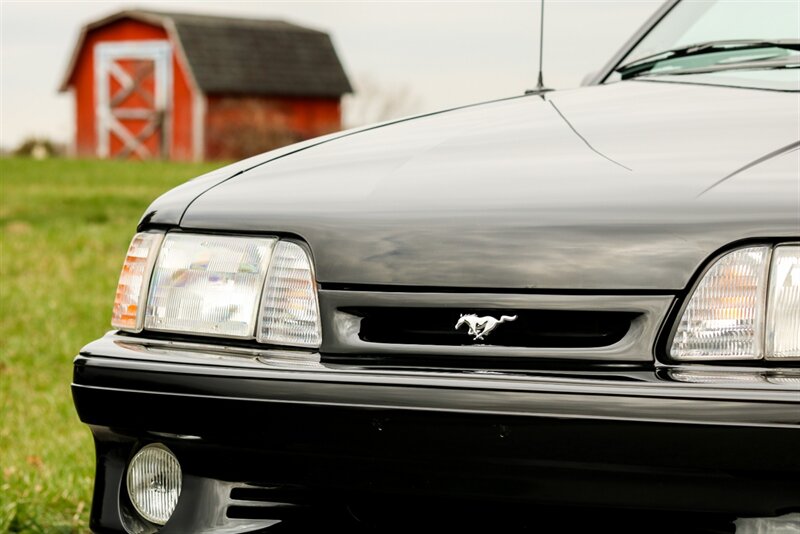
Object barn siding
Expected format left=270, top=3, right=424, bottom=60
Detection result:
left=204, top=95, right=341, bottom=160
left=68, top=18, right=196, bottom=160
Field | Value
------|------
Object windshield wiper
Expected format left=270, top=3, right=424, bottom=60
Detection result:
left=616, top=39, right=800, bottom=80
left=650, top=55, right=800, bottom=77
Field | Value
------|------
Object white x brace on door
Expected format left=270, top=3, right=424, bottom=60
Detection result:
left=95, top=40, right=172, bottom=159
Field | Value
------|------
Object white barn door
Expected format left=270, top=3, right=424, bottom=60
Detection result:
left=95, top=41, right=172, bottom=159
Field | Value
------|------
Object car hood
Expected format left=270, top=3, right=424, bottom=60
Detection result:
left=172, top=81, right=799, bottom=290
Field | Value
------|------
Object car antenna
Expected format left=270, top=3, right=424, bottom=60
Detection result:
left=526, top=0, right=553, bottom=94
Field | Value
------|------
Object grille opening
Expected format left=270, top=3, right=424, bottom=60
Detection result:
left=348, top=308, right=639, bottom=349
left=227, top=485, right=310, bottom=520
left=230, top=486, right=312, bottom=504
left=227, top=504, right=301, bottom=520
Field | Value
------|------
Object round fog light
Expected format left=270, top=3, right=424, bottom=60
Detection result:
left=126, top=444, right=182, bottom=525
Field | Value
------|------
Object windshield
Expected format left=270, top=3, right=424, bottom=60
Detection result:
left=606, top=0, right=800, bottom=87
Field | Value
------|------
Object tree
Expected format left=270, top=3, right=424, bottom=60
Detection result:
left=12, top=137, right=65, bottom=159
left=342, top=74, right=422, bottom=129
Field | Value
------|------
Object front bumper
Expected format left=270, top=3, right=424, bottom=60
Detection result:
left=73, top=333, right=800, bottom=532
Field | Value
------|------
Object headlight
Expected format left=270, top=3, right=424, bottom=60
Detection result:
left=145, top=234, right=275, bottom=338
left=766, top=245, right=800, bottom=358
left=112, top=232, right=322, bottom=348
left=670, top=244, right=799, bottom=361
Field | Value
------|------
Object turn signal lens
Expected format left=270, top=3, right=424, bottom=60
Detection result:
left=257, top=241, right=322, bottom=348
left=111, top=232, right=163, bottom=332
left=670, top=246, right=770, bottom=360
left=765, top=245, right=800, bottom=359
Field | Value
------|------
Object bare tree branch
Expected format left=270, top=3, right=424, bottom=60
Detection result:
left=342, top=74, right=423, bottom=128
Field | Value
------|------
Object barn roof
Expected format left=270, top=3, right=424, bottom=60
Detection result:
left=59, top=9, right=352, bottom=97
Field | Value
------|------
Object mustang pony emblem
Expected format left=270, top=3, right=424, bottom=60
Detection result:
left=455, top=314, right=517, bottom=341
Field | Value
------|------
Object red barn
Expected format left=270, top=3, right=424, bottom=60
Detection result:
left=59, top=10, right=351, bottom=161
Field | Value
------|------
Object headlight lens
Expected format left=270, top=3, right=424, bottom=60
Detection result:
left=671, top=244, right=799, bottom=361
left=144, top=234, right=275, bottom=338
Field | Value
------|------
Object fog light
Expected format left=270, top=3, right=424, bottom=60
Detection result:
left=126, top=444, right=182, bottom=525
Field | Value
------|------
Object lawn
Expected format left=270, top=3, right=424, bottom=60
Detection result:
left=0, top=157, right=220, bottom=533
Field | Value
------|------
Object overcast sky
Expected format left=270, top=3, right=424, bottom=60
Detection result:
left=0, top=0, right=662, bottom=149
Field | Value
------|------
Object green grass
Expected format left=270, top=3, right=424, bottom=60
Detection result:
left=0, top=157, right=220, bottom=533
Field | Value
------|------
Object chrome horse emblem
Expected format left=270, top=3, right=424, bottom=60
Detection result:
left=455, top=314, right=518, bottom=341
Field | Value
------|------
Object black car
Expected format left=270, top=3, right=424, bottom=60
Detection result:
left=72, top=1, right=800, bottom=532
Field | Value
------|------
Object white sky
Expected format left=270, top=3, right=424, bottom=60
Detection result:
left=0, top=0, right=662, bottom=148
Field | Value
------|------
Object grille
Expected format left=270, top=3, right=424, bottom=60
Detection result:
left=319, top=290, right=674, bottom=361
left=349, top=308, right=638, bottom=348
